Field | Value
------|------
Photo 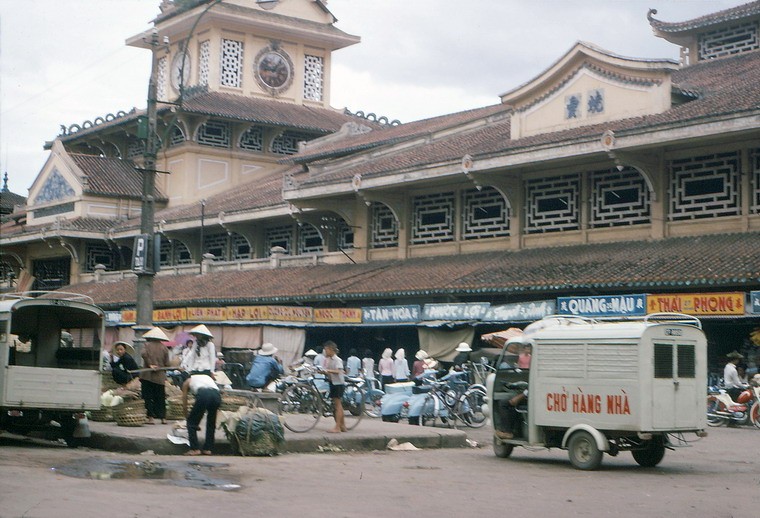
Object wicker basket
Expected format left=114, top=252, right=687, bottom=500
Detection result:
left=166, top=396, right=191, bottom=421
left=89, top=406, right=114, bottom=422
left=113, top=399, right=147, bottom=427
left=220, top=394, right=251, bottom=412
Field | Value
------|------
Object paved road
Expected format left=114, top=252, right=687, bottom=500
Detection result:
left=0, top=425, right=755, bottom=518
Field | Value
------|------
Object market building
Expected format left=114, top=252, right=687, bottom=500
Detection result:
left=2, top=1, right=760, bottom=375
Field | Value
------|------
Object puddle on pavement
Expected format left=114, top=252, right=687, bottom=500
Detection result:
left=52, top=458, right=241, bottom=491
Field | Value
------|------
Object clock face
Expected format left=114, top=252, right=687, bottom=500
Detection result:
left=171, top=51, right=191, bottom=91
left=255, top=49, right=293, bottom=94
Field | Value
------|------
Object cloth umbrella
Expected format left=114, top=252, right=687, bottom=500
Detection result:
left=480, top=328, right=524, bottom=348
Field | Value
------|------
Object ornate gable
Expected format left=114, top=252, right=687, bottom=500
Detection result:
left=500, top=42, right=679, bottom=139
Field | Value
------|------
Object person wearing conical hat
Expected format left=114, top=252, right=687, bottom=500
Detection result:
left=140, top=327, right=171, bottom=425
left=185, top=324, right=216, bottom=377
left=245, top=343, right=283, bottom=390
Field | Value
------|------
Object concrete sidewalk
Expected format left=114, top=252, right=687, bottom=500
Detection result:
left=86, top=417, right=469, bottom=455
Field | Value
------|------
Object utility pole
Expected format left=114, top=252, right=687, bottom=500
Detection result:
left=134, top=29, right=161, bottom=360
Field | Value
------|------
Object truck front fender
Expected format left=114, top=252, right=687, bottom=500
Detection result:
left=562, top=424, right=610, bottom=452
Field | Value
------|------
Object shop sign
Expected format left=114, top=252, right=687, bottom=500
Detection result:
left=105, top=311, right=122, bottom=325
left=268, top=305, right=314, bottom=322
left=153, top=308, right=187, bottom=322
left=483, top=300, right=556, bottom=322
left=647, top=292, right=745, bottom=316
left=186, top=307, right=227, bottom=321
left=227, top=306, right=269, bottom=320
left=314, top=308, right=362, bottom=323
left=750, top=291, right=760, bottom=314
left=362, top=305, right=421, bottom=324
left=121, top=309, right=136, bottom=324
left=557, top=294, right=646, bottom=317
left=422, top=302, right=490, bottom=321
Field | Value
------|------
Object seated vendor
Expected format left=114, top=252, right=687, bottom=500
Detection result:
left=495, top=381, right=528, bottom=440
left=245, top=343, right=284, bottom=390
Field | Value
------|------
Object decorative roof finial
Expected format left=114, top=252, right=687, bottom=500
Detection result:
left=2, top=172, right=8, bottom=192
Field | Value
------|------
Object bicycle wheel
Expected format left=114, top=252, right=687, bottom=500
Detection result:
left=459, top=388, right=487, bottom=428
left=364, top=389, right=383, bottom=418
left=341, top=384, right=366, bottom=430
left=279, top=384, right=321, bottom=433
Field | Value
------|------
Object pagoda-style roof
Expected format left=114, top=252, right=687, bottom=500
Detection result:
left=285, top=48, right=760, bottom=193
left=60, top=231, right=760, bottom=309
left=648, top=1, right=760, bottom=34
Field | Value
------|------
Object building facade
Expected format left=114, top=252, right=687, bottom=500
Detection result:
left=2, top=1, right=760, bottom=374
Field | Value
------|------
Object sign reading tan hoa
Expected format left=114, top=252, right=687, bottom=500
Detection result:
left=647, top=293, right=745, bottom=316
left=227, top=306, right=269, bottom=320
left=186, top=307, right=227, bottom=321
left=314, top=308, right=362, bottom=323
left=268, top=305, right=314, bottom=322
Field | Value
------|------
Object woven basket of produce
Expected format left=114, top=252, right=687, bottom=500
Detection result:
left=89, top=406, right=114, bottom=422
left=113, top=399, right=147, bottom=427
left=166, top=396, right=191, bottom=421
left=224, top=408, right=284, bottom=456
left=220, top=394, right=251, bottom=412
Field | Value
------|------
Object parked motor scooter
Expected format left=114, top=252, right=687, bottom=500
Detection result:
left=707, top=375, right=760, bottom=428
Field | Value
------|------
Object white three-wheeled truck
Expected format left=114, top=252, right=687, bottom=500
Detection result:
left=484, top=313, right=708, bottom=470
left=0, top=292, right=104, bottom=445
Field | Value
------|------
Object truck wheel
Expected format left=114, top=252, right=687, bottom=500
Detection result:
left=567, top=431, right=603, bottom=470
left=631, top=437, right=666, bottom=467
left=493, top=436, right=514, bottom=458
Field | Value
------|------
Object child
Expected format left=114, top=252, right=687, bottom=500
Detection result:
left=321, top=340, right=347, bottom=433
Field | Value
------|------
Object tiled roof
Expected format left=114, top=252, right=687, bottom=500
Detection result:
left=286, top=104, right=508, bottom=163
left=648, top=1, right=760, bottom=33
left=0, top=189, right=26, bottom=213
left=1, top=217, right=119, bottom=239
left=290, top=50, right=760, bottom=189
left=62, top=232, right=760, bottom=309
left=69, top=154, right=167, bottom=200
left=180, top=91, right=367, bottom=132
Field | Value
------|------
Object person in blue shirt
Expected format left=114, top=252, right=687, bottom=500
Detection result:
left=345, top=348, right=361, bottom=377
left=246, top=343, right=284, bottom=389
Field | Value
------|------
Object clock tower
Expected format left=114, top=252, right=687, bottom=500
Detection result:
left=126, top=0, right=360, bottom=107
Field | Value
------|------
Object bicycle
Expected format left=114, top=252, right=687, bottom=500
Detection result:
left=278, top=364, right=366, bottom=432
left=412, top=372, right=487, bottom=428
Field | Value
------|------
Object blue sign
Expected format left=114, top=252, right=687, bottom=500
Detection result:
left=422, top=303, right=490, bottom=321
left=557, top=294, right=646, bottom=317
left=483, top=300, right=556, bottom=322
left=751, top=291, right=760, bottom=314
left=362, top=305, right=421, bottom=324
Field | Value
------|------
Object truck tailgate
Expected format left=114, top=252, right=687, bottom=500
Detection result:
left=3, top=366, right=101, bottom=410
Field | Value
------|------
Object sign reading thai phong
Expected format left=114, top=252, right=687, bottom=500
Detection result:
left=558, top=295, right=646, bottom=317
left=422, top=302, right=490, bottom=321
left=483, top=300, right=556, bottom=322
left=362, top=305, right=421, bottom=324
left=647, top=293, right=745, bottom=316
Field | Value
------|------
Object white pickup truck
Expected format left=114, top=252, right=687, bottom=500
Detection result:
left=0, top=292, right=104, bottom=445
left=484, top=313, right=708, bottom=470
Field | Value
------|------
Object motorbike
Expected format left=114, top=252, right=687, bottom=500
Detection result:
left=706, top=376, right=760, bottom=428
left=380, top=370, right=472, bottom=425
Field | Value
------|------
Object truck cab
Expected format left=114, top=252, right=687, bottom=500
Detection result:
left=485, top=313, right=707, bottom=470
left=0, top=292, right=105, bottom=445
